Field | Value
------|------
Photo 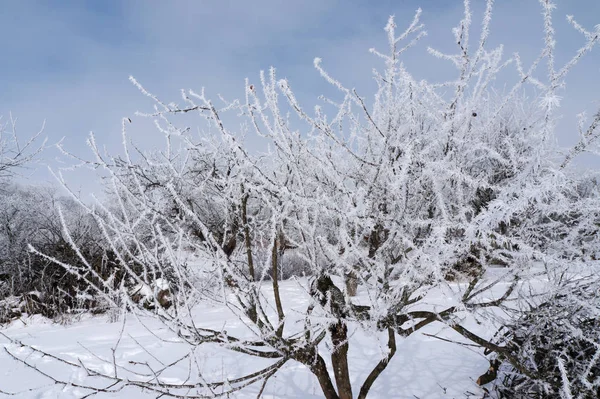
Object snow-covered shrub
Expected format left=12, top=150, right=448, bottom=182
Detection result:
left=0, top=291, right=52, bottom=323
left=0, top=295, right=24, bottom=323
left=491, top=275, right=600, bottom=398
left=0, top=184, right=115, bottom=320
left=129, top=278, right=172, bottom=310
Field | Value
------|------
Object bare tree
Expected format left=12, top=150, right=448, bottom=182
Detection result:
left=0, top=114, right=46, bottom=181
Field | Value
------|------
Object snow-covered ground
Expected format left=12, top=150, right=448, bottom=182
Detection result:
left=0, top=278, right=493, bottom=398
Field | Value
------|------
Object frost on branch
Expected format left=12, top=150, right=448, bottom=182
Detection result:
left=492, top=273, right=600, bottom=398
left=0, top=114, right=46, bottom=179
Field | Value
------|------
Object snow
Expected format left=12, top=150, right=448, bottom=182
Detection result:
left=0, top=279, right=490, bottom=398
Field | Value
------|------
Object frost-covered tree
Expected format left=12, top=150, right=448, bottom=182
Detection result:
left=7, top=1, right=600, bottom=398
left=0, top=114, right=45, bottom=181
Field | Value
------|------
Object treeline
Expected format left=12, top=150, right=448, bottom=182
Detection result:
left=0, top=179, right=313, bottom=323
left=0, top=184, right=114, bottom=321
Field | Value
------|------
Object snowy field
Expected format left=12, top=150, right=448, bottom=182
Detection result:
left=0, top=278, right=493, bottom=399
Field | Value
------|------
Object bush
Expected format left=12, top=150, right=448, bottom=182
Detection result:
left=0, top=184, right=117, bottom=320
left=493, top=277, right=600, bottom=398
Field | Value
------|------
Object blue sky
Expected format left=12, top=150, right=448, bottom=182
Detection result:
left=1, top=0, right=599, bottom=193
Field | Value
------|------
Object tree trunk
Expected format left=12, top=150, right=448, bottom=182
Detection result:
left=357, top=328, right=396, bottom=399
left=330, top=321, right=353, bottom=399
left=272, top=237, right=285, bottom=337
left=306, top=353, right=340, bottom=399
left=241, top=193, right=255, bottom=281
left=241, top=193, right=259, bottom=325
left=345, top=271, right=358, bottom=297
